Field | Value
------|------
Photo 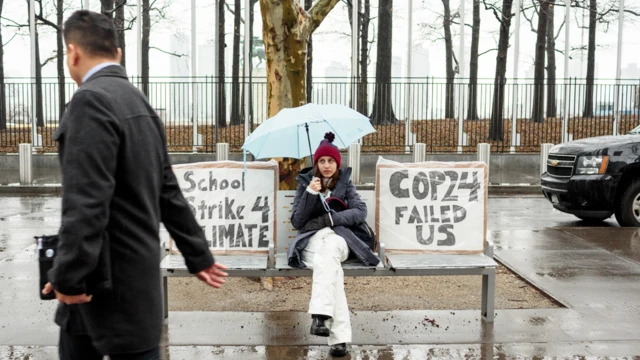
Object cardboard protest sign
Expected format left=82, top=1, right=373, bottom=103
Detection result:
left=376, top=157, right=487, bottom=254
left=171, top=161, right=278, bottom=254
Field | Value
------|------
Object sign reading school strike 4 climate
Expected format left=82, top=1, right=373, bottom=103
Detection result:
left=172, top=161, right=278, bottom=251
left=376, top=158, right=487, bottom=253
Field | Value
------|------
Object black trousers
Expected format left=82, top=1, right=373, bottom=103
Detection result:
left=59, top=329, right=161, bottom=360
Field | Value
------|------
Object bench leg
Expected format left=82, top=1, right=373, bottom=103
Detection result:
left=163, top=276, right=169, bottom=321
left=481, top=269, right=495, bottom=323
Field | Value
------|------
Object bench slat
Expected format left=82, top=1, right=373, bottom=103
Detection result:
left=386, top=253, right=497, bottom=269
left=160, top=254, right=269, bottom=271
left=274, top=254, right=383, bottom=270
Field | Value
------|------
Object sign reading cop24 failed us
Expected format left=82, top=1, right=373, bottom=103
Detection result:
left=172, top=161, right=278, bottom=250
left=377, top=161, right=487, bottom=252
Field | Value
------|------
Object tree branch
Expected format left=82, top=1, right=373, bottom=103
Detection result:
left=150, top=46, right=186, bottom=57
left=478, top=48, right=498, bottom=57
left=36, top=14, right=59, bottom=31
left=224, top=1, right=246, bottom=24
left=1, top=16, right=27, bottom=27
left=2, top=33, right=19, bottom=47
left=450, top=20, right=475, bottom=29
left=41, top=52, right=57, bottom=67
left=306, top=0, right=341, bottom=36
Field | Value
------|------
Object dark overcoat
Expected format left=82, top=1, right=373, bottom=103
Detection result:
left=50, top=65, right=214, bottom=354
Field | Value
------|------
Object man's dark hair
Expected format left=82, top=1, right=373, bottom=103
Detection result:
left=63, top=10, right=119, bottom=58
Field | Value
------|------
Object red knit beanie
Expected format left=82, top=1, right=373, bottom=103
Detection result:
left=314, top=132, right=341, bottom=168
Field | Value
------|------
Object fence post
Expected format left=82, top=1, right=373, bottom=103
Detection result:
left=413, top=143, right=426, bottom=163
left=216, top=143, right=229, bottom=161
left=348, top=143, right=361, bottom=184
left=19, top=143, right=33, bottom=185
left=540, top=143, right=553, bottom=175
left=477, top=143, right=490, bottom=177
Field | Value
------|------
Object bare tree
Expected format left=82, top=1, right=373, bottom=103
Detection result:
left=583, top=0, right=597, bottom=117
left=531, top=0, right=551, bottom=123
left=141, top=0, right=150, bottom=95
left=370, top=0, right=397, bottom=124
left=345, top=0, right=373, bottom=115
left=217, top=0, right=226, bottom=128
left=484, top=0, right=514, bottom=141
left=230, top=0, right=241, bottom=125
left=115, top=0, right=126, bottom=67
left=306, top=0, right=313, bottom=103
left=55, top=0, right=64, bottom=117
left=545, top=0, right=556, bottom=118
left=32, top=0, right=66, bottom=123
left=0, top=0, right=7, bottom=130
left=467, top=0, right=481, bottom=120
left=441, top=0, right=455, bottom=119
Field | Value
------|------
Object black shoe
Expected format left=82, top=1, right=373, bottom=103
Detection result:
left=310, top=315, right=330, bottom=337
left=330, top=343, right=347, bottom=357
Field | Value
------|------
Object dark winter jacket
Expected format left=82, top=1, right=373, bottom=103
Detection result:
left=50, top=65, right=214, bottom=355
left=287, top=167, right=380, bottom=268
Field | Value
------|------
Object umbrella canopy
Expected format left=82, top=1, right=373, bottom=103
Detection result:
left=242, top=103, right=376, bottom=159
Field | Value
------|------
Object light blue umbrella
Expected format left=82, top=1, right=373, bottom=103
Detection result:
left=242, top=103, right=376, bottom=160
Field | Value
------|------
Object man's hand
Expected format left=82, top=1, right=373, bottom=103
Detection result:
left=42, top=282, right=93, bottom=304
left=195, top=263, right=228, bottom=288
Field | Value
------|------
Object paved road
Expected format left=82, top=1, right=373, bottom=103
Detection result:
left=1, top=195, right=638, bottom=359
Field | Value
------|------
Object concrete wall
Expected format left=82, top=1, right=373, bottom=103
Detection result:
left=0, top=153, right=543, bottom=185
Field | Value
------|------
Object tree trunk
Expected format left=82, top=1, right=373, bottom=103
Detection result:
left=545, top=0, right=556, bottom=118
left=488, top=0, right=513, bottom=141
left=1, top=0, right=7, bottom=130
left=370, top=0, right=397, bottom=125
left=306, top=0, right=313, bottom=104
left=56, top=0, right=65, bottom=119
left=466, top=0, right=480, bottom=120
left=248, top=0, right=258, bottom=124
left=100, top=0, right=112, bottom=15
left=583, top=0, right=596, bottom=117
left=358, top=0, right=370, bottom=116
left=115, top=0, right=126, bottom=67
left=141, top=0, right=150, bottom=96
left=231, top=0, right=242, bottom=125
left=259, top=0, right=340, bottom=190
left=35, top=30, right=44, bottom=127
left=442, top=0, right=455, bottom=119
left=531, top=0, right=550, bottom=123
left=217, top=0, right=227, bottom=128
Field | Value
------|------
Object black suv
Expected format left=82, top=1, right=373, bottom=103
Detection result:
left=540, top=125, right=640, bottom=226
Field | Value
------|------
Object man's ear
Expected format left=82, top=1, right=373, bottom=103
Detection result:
left=67, top=44, right=79, bottom=66
left=116, top=48, right=123, bottom=63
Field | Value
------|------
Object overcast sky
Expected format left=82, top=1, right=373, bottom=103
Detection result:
left=3, top=0, right=640, bottom=81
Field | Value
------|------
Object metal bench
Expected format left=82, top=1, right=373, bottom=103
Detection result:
left=160, top=190, right=497, bottom=322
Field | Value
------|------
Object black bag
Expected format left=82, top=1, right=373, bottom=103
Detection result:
left=36, top=235, right=58, bottom=300
left=324, top=197, right=377, bottom=252
left=35, top=233, right=113, bottom=301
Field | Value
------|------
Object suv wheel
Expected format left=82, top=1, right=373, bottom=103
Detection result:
left=614, top=180, right=640, bottom=227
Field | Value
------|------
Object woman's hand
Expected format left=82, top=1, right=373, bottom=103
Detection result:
left=309, top=177, right=322, bottom=193
left=300, top=213, right=333, bottom=233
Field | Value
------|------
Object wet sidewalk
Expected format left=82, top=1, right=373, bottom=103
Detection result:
left=1, top=196, right=639, bottom=359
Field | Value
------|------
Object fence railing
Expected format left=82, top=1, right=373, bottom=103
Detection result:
left=1, top=77, right=638, bottom=154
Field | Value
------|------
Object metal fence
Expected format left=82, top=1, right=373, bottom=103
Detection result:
left=1, top=77, right=639, bottom=154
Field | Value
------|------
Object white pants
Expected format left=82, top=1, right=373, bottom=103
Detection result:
left=301, top=227, right=351, bottom=345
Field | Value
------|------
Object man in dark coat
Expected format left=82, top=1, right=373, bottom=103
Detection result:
left=41, top=10, right=227, bottom=360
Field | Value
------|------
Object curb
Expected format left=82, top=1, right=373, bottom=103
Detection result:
left=1, top=184, right=542, bottom=196
left=0, top=185, right=62, bottom=196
